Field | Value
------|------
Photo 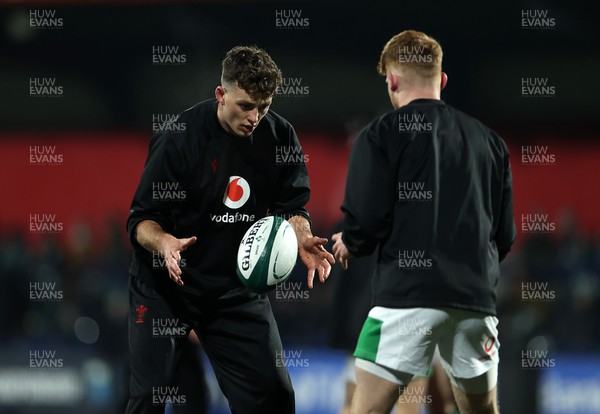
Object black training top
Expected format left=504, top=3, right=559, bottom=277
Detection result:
left=341, top=99, right=516, bottom=315
left=127, top=99, right=310, bottom=298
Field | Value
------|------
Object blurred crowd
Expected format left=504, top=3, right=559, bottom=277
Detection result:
left=1, top=213, right=599, bottom=410
left=496, top=211, right=600, bottom=354
left=0, top=218, right=129, bottom=352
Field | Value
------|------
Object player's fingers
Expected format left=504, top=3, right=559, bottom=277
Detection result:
left=321, top=249, right=335, bottom=265
left=331, top=243, right=339, bottom=257
left=312, top=237, right=328, bottom=246
left=323, top=259, right=332, bottom=280
left=342, top=257, right=348, bottom=271
left=307, top=267, right=315, bottom=289
left=166, top=257, right=184, bottom=286
left=304, top=237, right=324, bottom=251
left=174, top=250, right=182, bottom=262
left=331, top=232, right=341, bottom=242
left=168, top=255, right=181, bottom=275
left=335, top=250, right=347, bottom=270
left=318, top=264, right=327, bottom=283
left=168, top=265, right=183, bottom=286
left=333, top=249, right=341, bottom=263
left=167, top=261, right=178, bottom=279
left=180, top=236, right=197, bottom=250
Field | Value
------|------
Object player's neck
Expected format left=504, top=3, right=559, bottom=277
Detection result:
left=393, top=88, right=440, bottom=109
left=216, top=104, right=234, bottom=135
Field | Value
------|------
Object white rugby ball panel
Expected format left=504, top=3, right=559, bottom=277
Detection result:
left=237, top=217, right=273, bottom=280
left=267, top=221, right=298, bottom=286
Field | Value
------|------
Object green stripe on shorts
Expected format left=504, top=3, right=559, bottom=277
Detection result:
left=415, top=364, right=433, bottom=379
left=354, top=316, right=383, bottom=362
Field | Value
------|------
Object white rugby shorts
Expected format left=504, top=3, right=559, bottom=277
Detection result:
left=354, top=306, right=499, bottom=379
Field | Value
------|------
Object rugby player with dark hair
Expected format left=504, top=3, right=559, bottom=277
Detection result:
left=126, top=45, right=334, bottom=414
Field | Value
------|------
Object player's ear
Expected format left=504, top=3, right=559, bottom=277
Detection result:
left=388, top=72, right=399, bottom=92
left=440, top=72, right=448, bottom=91
left=215, top=86, right=226, bottom=105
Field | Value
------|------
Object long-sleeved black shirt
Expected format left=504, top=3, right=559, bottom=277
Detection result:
left=342, top=99, right=516, bottom=315
left=127, top=99, right=310, bottom=297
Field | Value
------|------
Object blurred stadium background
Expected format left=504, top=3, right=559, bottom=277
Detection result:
left=0, top=1, right=599, bottom=413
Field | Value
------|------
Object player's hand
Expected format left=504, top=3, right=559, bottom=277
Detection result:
left=332, top=232, right=352, bottom=270
left=298, top=236, right=335, bottom=289
left=287, top=215, right=335, bottom=288
left=159, top=234, right=197, bottom=286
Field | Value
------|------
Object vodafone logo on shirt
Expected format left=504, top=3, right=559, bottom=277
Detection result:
left=223, top=176, right=250, bottom=209
left=209, top=176, right=255, bottom=223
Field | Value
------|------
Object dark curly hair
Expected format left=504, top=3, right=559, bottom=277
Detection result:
left=221, top=45, right=283, bottom=101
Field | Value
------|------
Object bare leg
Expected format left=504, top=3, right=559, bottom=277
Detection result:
left=429, top=360, right=458, bottom=414
left=394, top=377, right=427, bottom=414
left=351, top=366, right=402, bottom=414
left=340, top=381, right=356, bottom=414
left=451, top=384, right=499, bottom=414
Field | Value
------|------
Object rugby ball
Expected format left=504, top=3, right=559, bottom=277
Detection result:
left=236, top=216, right=298, bottom=293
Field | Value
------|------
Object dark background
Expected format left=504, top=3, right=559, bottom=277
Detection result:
left=1, top=1, right=599, bottom=413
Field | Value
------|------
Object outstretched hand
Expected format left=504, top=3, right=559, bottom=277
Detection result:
left=135, top=220, right=197, bottom=287
left=332, top=232, right=352, bottom=270
left=288, top=215, right=335, bottom=289
left=298, top=236, right=335, bottom=289
left=159, top=234, right=197, bottom=286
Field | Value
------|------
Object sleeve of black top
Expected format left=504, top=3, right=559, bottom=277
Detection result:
left=341, top=121, right=393, bottom=257
left=126, top=132, right=189, bottom=250
left=495, top=141, right=517, bottom=262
